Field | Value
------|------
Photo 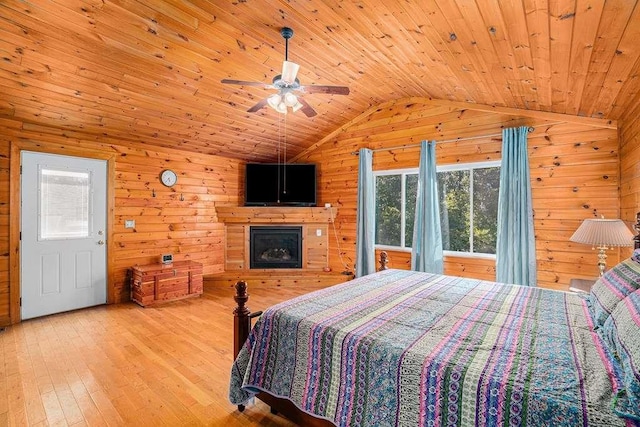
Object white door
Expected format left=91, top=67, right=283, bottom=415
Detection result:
left=21, top=151, right=107, bottom=320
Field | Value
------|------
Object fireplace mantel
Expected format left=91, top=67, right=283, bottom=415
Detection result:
left=215, top=206, right=337, bottom=272
left=209, top=206, right=351, bottom=288
left=215, top=206, right=335, bottom=224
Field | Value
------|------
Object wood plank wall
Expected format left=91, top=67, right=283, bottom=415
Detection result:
left=620, top=105, right=640, bottom=257
left=0, top=119, right=243, bottom=326
left=295, top=99, right=620, bottom=291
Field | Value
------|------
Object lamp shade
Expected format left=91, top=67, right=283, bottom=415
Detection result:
left=569, top=219, right=634, bottom=247
left=267, top=93, right=281, bottom=109
left=281, top=61, right=300, bottom=84
left=291, top=100, right=303, bottom=112
left=275, top=102, right=287, bottom=114
left=283, top=91, right=298, bottom=107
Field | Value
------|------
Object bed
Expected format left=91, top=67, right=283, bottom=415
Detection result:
left=229, top=216, right=640, bottom=426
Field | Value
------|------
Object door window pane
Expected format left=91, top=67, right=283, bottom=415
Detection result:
left=375, top=175, right=401, bottom=246
left=40, top=169, right=91, bottom=239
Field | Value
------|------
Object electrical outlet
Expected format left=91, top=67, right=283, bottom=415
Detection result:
left=125, top=219, right=135, bottom=229
left=316, top=228, right=322, bottom=237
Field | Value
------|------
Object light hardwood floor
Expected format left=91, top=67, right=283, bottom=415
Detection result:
left=0, top=285, right=323, bottom=426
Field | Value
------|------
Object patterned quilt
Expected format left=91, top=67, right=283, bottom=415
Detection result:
left=229, top=269, right=636, bottom=426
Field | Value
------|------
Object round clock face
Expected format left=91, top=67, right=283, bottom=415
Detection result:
left=160, top=169, right=177, bottom=187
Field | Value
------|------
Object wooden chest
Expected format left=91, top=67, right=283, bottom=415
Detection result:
left=130, top=260, right=203, bottom=307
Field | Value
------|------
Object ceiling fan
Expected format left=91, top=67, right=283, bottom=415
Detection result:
left=221, top=27, right=350, bottom=117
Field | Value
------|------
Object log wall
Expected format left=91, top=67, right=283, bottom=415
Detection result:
left=620, top=105, right=640, bottom=257
left=0, top=120, right=243, bottom=325
left=295, top=99, right=620, bottom=290
left=0, top=97, right=629, bottom=325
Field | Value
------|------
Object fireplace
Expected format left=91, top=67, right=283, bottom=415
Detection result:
left=250, top=226, right=303, bottom=269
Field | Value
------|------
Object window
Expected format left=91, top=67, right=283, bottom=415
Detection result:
left=375, top=171, right=418, bottom=248
left=374, top=161, right=500, bottom=256
left=39, top=168, right=91, bottom=240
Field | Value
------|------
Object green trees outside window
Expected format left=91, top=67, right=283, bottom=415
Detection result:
left=375, top=163, right=500, bottom=255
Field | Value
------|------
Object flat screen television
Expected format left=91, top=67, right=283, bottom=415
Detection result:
left=245, top=163, right=317, bottom=206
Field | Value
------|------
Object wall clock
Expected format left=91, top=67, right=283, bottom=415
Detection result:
left=160, top=169, right=178, bottom=187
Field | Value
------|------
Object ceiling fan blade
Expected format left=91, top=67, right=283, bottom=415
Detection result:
left=297, top=98, right=317, bottom=117
left=221, top=79, right=272, bottom=89
left=247, top=98, right=269, bottom=113
left=300, top=85, right=350, bottom=95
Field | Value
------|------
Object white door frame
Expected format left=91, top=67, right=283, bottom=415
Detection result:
left=9, top=141, right=116, bottom=324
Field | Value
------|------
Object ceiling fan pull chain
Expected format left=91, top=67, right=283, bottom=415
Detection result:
left=283, top=113, right=287, bottom=194
left=277, top=114, right=282, bottom=203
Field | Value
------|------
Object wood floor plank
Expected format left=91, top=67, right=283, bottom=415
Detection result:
left=40, top=389, right=66, bottom=425
left=23, top=372, right=47, bottom=425
left=89, top=389, right=126, bottom=425
left=0, top=284, right=316, bottom=426
left=5, top=373, right=28, bottom=426
left=0, top=356, right=7, bottom=416
left=55, top=387, right=85, bottom=426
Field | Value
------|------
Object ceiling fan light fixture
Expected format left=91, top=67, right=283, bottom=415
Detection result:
left=283, top=92, right=298, bottom=107
left=267, top=93, right=281, bottom=109
left=292, top=101, right=304, bottom=112
left=275, top=101, right=288, bottom=114
left=281, top=61, right=300, bottom=84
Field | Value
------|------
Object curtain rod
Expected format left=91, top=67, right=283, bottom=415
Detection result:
left=350, top=123, right=563, bottom=155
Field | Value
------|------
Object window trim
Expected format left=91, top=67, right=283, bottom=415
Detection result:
left=373, top=160, right=501, bottom=258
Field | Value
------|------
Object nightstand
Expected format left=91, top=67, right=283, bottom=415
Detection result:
left=569, top=278, right=597, bottom=294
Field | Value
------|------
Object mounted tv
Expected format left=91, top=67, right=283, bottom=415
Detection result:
left=245, top=163, right=317, bottom=207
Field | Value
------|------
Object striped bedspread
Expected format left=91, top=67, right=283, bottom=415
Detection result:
left=229, top=269, right=635, bottom=426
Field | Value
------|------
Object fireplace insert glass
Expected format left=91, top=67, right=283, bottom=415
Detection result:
left=249, top=226, right=302, bottom=269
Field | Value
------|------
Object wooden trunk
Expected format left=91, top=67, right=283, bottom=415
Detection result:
left=130, top=261, right=203, bottom=307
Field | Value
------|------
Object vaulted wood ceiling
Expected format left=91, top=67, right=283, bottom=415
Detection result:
left=1, top=0, right=639, bottom=162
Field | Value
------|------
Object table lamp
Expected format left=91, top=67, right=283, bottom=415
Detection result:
left=570, top=218, right=634, bottom=276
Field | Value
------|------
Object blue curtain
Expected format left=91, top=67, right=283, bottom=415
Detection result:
left=411, top=140, right=444, bottom=273
left=496, top=126, right=537, bottom=286
left=355, top=148, right=375, bottom=277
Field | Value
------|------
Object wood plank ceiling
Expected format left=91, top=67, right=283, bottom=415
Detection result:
left=1, top=0, right=639, bottom=162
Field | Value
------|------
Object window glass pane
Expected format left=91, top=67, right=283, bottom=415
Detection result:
left=472, top=167, right=500, bottom=254
left=438, top=170, right=470, bottom=252
left=40, top=169, right=90, bottom=239
left=375, top=175, right=401, bottom=246
left=404, top=174, right=418, bottom=248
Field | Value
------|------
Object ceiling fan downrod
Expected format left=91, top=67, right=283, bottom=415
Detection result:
left=281, top=27, right=293, bottom=61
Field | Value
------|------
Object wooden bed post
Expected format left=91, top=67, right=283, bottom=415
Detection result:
left=233, top=280, right=263, bottom=358
left=233, top=280, right=251, bottom=359
left=634, top=212, right=640, bottom=250
left=378, top=251, right=389, bottom=271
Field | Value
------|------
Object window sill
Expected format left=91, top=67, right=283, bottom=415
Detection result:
left=444, top=251, right=496, bottom=260
left=374, top=246, right=496, bottom=260
left=375, top=245, right=412, bottom=253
